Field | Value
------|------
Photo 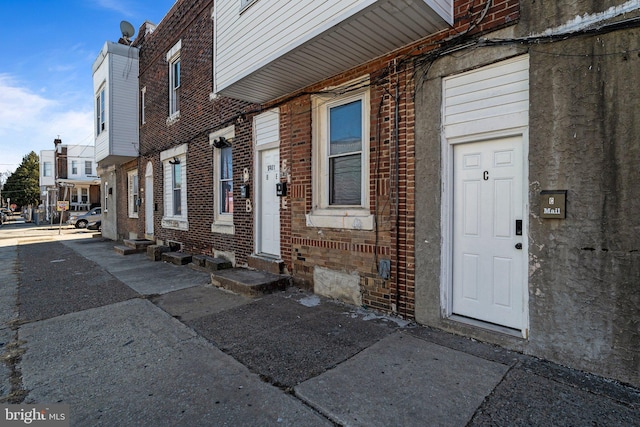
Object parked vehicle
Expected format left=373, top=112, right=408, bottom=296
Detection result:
left=68, top=207, right=101, bottom=229
left=87, top=220, right=101, bottom=231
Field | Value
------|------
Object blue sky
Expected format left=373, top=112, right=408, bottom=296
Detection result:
left=0, top=0, right=177, bottom=175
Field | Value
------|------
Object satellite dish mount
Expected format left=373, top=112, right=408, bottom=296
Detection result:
left=120, top=21, right=135, bottom=43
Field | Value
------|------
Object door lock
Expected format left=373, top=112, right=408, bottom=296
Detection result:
left=515, top=243, right=522, bottom=250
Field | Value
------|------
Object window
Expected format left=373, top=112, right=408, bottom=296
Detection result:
left=96, top=88, right=106, bottom=135
left=219, top=147, right=233, bottom=214
left=309, top=80, right=373, bottom=230
left=141, top=86, right=146, bottom=125
left=43, top=162, right=52, bottom=177
left=128, top=170, right=139, bottom=218
left=85, top=161, right=92, bottom=175
left=328, top=100, right=363, bottom=205
left=81, top=188, right=88, bottom=204
left=71, top=160, right=78, bottom=175
left=166, top=40, right=182, bottom=121
left=209, top=126, right=235, bottom=234
left=161, top=143, right=188, bottom=230
left=240, top=0, right=258, bottom=11
left=172, top=163, right=181, bottom=216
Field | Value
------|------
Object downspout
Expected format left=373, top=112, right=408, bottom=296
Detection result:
left=393, top=78, right=401, bottom=315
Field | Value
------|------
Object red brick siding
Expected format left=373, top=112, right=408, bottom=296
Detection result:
left=136, top=0, right=255, bottom=261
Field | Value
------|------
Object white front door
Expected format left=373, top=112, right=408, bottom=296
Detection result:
left=145, top=162, right=154, bottom=237
left=258, top=148, right=280, bottom=256
left=452, top=136, right=525, bottom=329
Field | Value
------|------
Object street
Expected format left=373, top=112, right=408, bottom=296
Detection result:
left=1, top=220, right=639, bottom=426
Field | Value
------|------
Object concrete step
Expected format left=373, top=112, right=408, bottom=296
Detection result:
left=247, top=254, right=286, bottom=275
left=114, top=245, right=139, bottom=256
left=211, top=268, right=290, bottom=297
left=162, top=252, right=193, bottom=265
left=123, top=239, right=154, bottom=251
left=190, top=255, right=233, bottom=272
left=147, top=244, right=171, bottom=261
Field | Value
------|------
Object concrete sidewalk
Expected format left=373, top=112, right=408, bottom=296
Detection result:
left=1, top=227, right=639, bottom=426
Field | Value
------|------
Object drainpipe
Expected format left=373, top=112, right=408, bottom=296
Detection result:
left=393, top=79, right=401, bottom=315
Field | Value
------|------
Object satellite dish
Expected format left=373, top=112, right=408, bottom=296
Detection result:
left=120, top=21, right=135, bottom=39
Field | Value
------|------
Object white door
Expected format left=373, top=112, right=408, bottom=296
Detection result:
left=258, top=148, right=280, bottom=256
left=452, top=136, right=524, bottom=329
left=145, top=162, right=154, bottom=237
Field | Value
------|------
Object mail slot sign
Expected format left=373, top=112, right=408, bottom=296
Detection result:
left=540, top=190, right=567, bottom=219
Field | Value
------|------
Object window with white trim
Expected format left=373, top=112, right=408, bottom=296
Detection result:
left=166, top=40, right=182, bottom=121
left=308, top=81, right=373, bottom=230
left=85, top=161, right=92, bottom=176
left=128, top=170, right=139, bottom=218
left=141, top=86, right=146, bottom=125
left=209, top=126, right=235, bottom=234
left=161, top=143, right=188, bottom=230
left=71, top=160, right=78, bottom=175
left=96, top=87, right=106, bottom=135
left=43, top=162, right=52, bottom=177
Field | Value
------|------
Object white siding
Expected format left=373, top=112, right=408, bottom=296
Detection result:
left=93, top=50, right=110, bottom=162
left=39, top=150, right=55, bottom=187
left=443, top=56, right=530, bottom=139
left=215, top=0, right=452, bottom=99
left=110, top=52, right=139, bottom=158
left=92, top=42, right=139, bottom=164
left=255, top=109, right=279, bottom=146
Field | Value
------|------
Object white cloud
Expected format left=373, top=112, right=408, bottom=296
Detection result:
left=0, top=74, right=93, bottom=173
left=91, top=0, right=132, bottom=16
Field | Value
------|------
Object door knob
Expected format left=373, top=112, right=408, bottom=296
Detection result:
left=515, top=243, right=522, bottom=249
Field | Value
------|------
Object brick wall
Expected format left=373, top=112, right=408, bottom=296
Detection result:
left=137, top=0, right=255, bottom=260
left=272, top=0, right=519, bottom=318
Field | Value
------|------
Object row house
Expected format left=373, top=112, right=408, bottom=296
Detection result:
left=39, top=139, right=100, bottom=221
left=95, top=0, right=639, bottom=388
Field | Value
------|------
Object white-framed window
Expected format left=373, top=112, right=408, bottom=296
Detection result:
left=240, top=0, right=258, bottom=12
left=128, top=170, right=139, bottom=218
left=172, top=163, right=181, bottom=215
left=209, top=126, right=235, bottom=234
left=43, top=162, right=52, bottom=177
left=308, top=80, right=373, bottom=230
left=81, top=188, right=88, bottom=204
left=166, top=40, right=182, bottom=123
left=85, top=161, right=92, bottom=176
left=96, top=87, right=106, bottom=135
left=161, top=143, right=188, bottom=230
left=71, top=160, right=78, bottom=175
left=141, top=86, right=146, bottom=125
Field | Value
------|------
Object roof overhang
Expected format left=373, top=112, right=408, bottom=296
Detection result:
left=218, top=0, right=452, bottom=103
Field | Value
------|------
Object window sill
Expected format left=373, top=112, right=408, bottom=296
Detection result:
left=161, top=216, right=188, bottom=231
left=306, top=209, right=374, bottom=230
left=211, top=222, right=234, bottom=235
left=128, top=214, right=139, bottom=219
left=166, top=111, right=181, bottom=126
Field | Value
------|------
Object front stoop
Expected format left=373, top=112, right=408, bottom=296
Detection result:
left=211, top=268, right=291, bottom=297
left=247, top=254, right=286, bottom=275
left=115, top=239, right=154, bottom=256
left=162, top=252, right=193, bottom=265
left=114, top=245, right=138, bottom=255
left=147, top=244, right=171, bottom=261
left=190, top=254, right=233, bottom=272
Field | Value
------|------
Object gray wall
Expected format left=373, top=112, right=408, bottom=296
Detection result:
left=414, top=2, right=640, bottom=386
left=100, top=169, right=117, bottom=241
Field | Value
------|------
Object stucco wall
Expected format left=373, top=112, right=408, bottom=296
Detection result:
left=414, top=3, right=640, bottom=386
left=527, top=27, right=640, bottom=386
